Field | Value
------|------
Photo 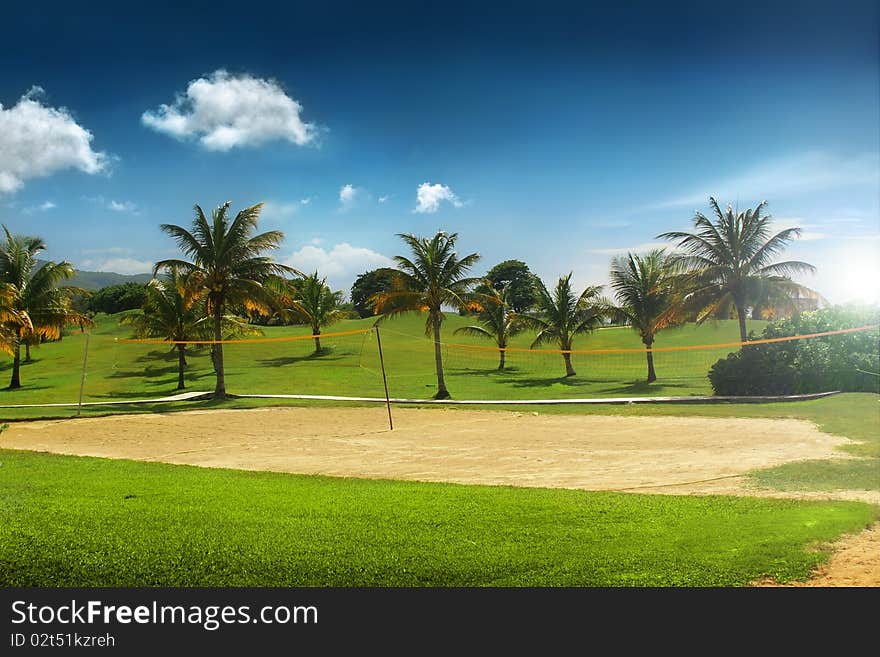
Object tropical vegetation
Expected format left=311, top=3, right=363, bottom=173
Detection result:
left=483, top=259, right=538, bottom=313
left=370, top=231, right=481, bottom=399
left=271, top=271, right=346, bottom=352
left=709, top=305, right=880, bottom=395
left=0, top=225, right=91, bottom=388
left=658, top=198, right=817, bottom=343
left=0, top=195, right=859, bottom=401
left=519, top=273, right=606, bottom=377
left=154, top=202, right=295, bottom=398
left=608, top=249, right=686, bottom=382
left=350, top=268, right=396, bottom=318
left=87, top=281, right=147, bottom=315
left=453, top=284, right=524, bottom=370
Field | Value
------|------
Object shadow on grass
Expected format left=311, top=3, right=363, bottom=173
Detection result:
left=109, top=366, right=175, bottom=379
left=595, top=380, right=696, bottom=396
left=133, top=349, right=177, bottom=363
left=131, top=347, right=212, bottom=363
left=106, top=366, right=215, bottom=388
left=257, top=350, right=347, bottom=367
left=0, top=356, right=65, bottom=372
left=97, top=377, right=214, bottom=398
left=447, top=367, right=525, bottom=378
left=506, top=375, right=617, bottom=389
left=1, top=384, right=53, bottom=393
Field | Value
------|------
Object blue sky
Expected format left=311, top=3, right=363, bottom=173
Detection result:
left=1, top=0, right=878, bottom=303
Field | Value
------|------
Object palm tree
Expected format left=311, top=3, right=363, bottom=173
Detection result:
left=0, top=226, right=91, bottom=388
left=154, top=202, right=295, bottom=398
left=748, top=276, right=827, bottom=321
left=453, top=285, right=524, bottom=370
left=271, top=271, right=346, bottom=352
left=657, top=198, right=816, bottom=343
left=119, top=268, right=210, bottom=390
left=608, top=249, right=686, bottom=383
left=0, top=284, right=27, bottom=357
left=370, top=231, right=481, bottom=399
left=520, top=273, right=605, bottom=377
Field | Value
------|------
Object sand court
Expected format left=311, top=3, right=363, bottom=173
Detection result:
left=1, top=406, right=860, bottom=498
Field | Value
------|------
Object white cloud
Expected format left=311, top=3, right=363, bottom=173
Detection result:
left=80, top=246, right=131, bottom=256
left=378, top=195, right=390, bottom=203
left=651, top=152, right=880, bottom=210
left=141, top=70, right=318, bottom=151
left=79, top=257, right=154, bottom=275
left=338, top=184, right=361, bottom=210
left=284, top=242, right=392, bottom=291
left=0, top=87, right=108, bottom=194
left=260, top=201, right=299, bottom=219
left=22, top=200, right=57, bottom=214
left=84, top=195, right=139, bottom=214
left=769, top=218, right=827, bottom=241
left=300, top=197, right=312, bottom=205
left=414, top=182, right=463, bottom=214
left=108, top=200, right=137, bottom=213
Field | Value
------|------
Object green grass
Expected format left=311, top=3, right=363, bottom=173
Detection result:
left=0, top=449, right=875, bottom=587
left=749, top=460, right=880, bottom=492
left=0, top=312, right=768, bottom=416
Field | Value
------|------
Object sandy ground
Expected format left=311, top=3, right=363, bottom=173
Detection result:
left=3, top=406, right=878, bottom=586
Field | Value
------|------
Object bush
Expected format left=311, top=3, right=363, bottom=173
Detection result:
left=709, top=305, right=880, bottom=396
left=88, top=282, right=148, bottom=314
left=350, top=269, right=395, bottom=318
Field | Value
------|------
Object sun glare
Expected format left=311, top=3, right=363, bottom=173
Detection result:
left=829, top=251, right=880, bottom=305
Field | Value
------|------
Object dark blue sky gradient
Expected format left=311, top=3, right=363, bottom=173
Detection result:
left=1, top=0, right=877, bottom=301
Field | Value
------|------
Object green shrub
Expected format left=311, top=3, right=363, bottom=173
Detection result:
left=709, top=305, right=879, bottom=395
left=88, top=282, right=148, bottom=314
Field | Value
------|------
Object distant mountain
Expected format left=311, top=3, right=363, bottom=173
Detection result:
left=33, top=260, right=153, bottom=290
left=68, top=269, right=153, bottom=290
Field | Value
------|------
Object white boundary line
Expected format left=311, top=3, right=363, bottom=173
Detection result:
left=0, top=390, right=841, bottom=409
left=0, top=391, right=210, bottom=409
left=232, top=391, right=840, bottom=405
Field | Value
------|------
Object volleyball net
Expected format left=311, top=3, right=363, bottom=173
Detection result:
left=0, top=322, right=875, bottom=412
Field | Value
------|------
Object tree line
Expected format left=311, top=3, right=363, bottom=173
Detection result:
left=0, top=196, right=823, bottom=397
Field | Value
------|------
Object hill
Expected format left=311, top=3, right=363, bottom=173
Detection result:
left=33, top=260, right=153, bottom=290
left=68, top=269, right=152, bottom=290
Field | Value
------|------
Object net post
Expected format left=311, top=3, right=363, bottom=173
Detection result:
left=374, top=326, right=394, bottom=430
left=76, top=332, right=91, bottom=417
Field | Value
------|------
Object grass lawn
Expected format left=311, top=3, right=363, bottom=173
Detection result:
left=0, top=312, right=771, bottom=414
left=0, top=448, right=876, bottom=587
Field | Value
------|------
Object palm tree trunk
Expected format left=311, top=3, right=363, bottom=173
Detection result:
left=498, top=348, right=506, bottom=370
left=562, top=351, right=576, bottom=377
left=313, top=324, right=321, bottom=353
left=644, top=340, right=657, bottom=383
left=10, top=332, right=21, bottom=389
left=213, top=306, right=226, bottom=398
left=176, top=344, right=187, bottom=390
left=24, top=342, right=31, bottom=362
left=736, top=305, right=749, bottom=344
left=432, top=314, right=450, bottom=399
